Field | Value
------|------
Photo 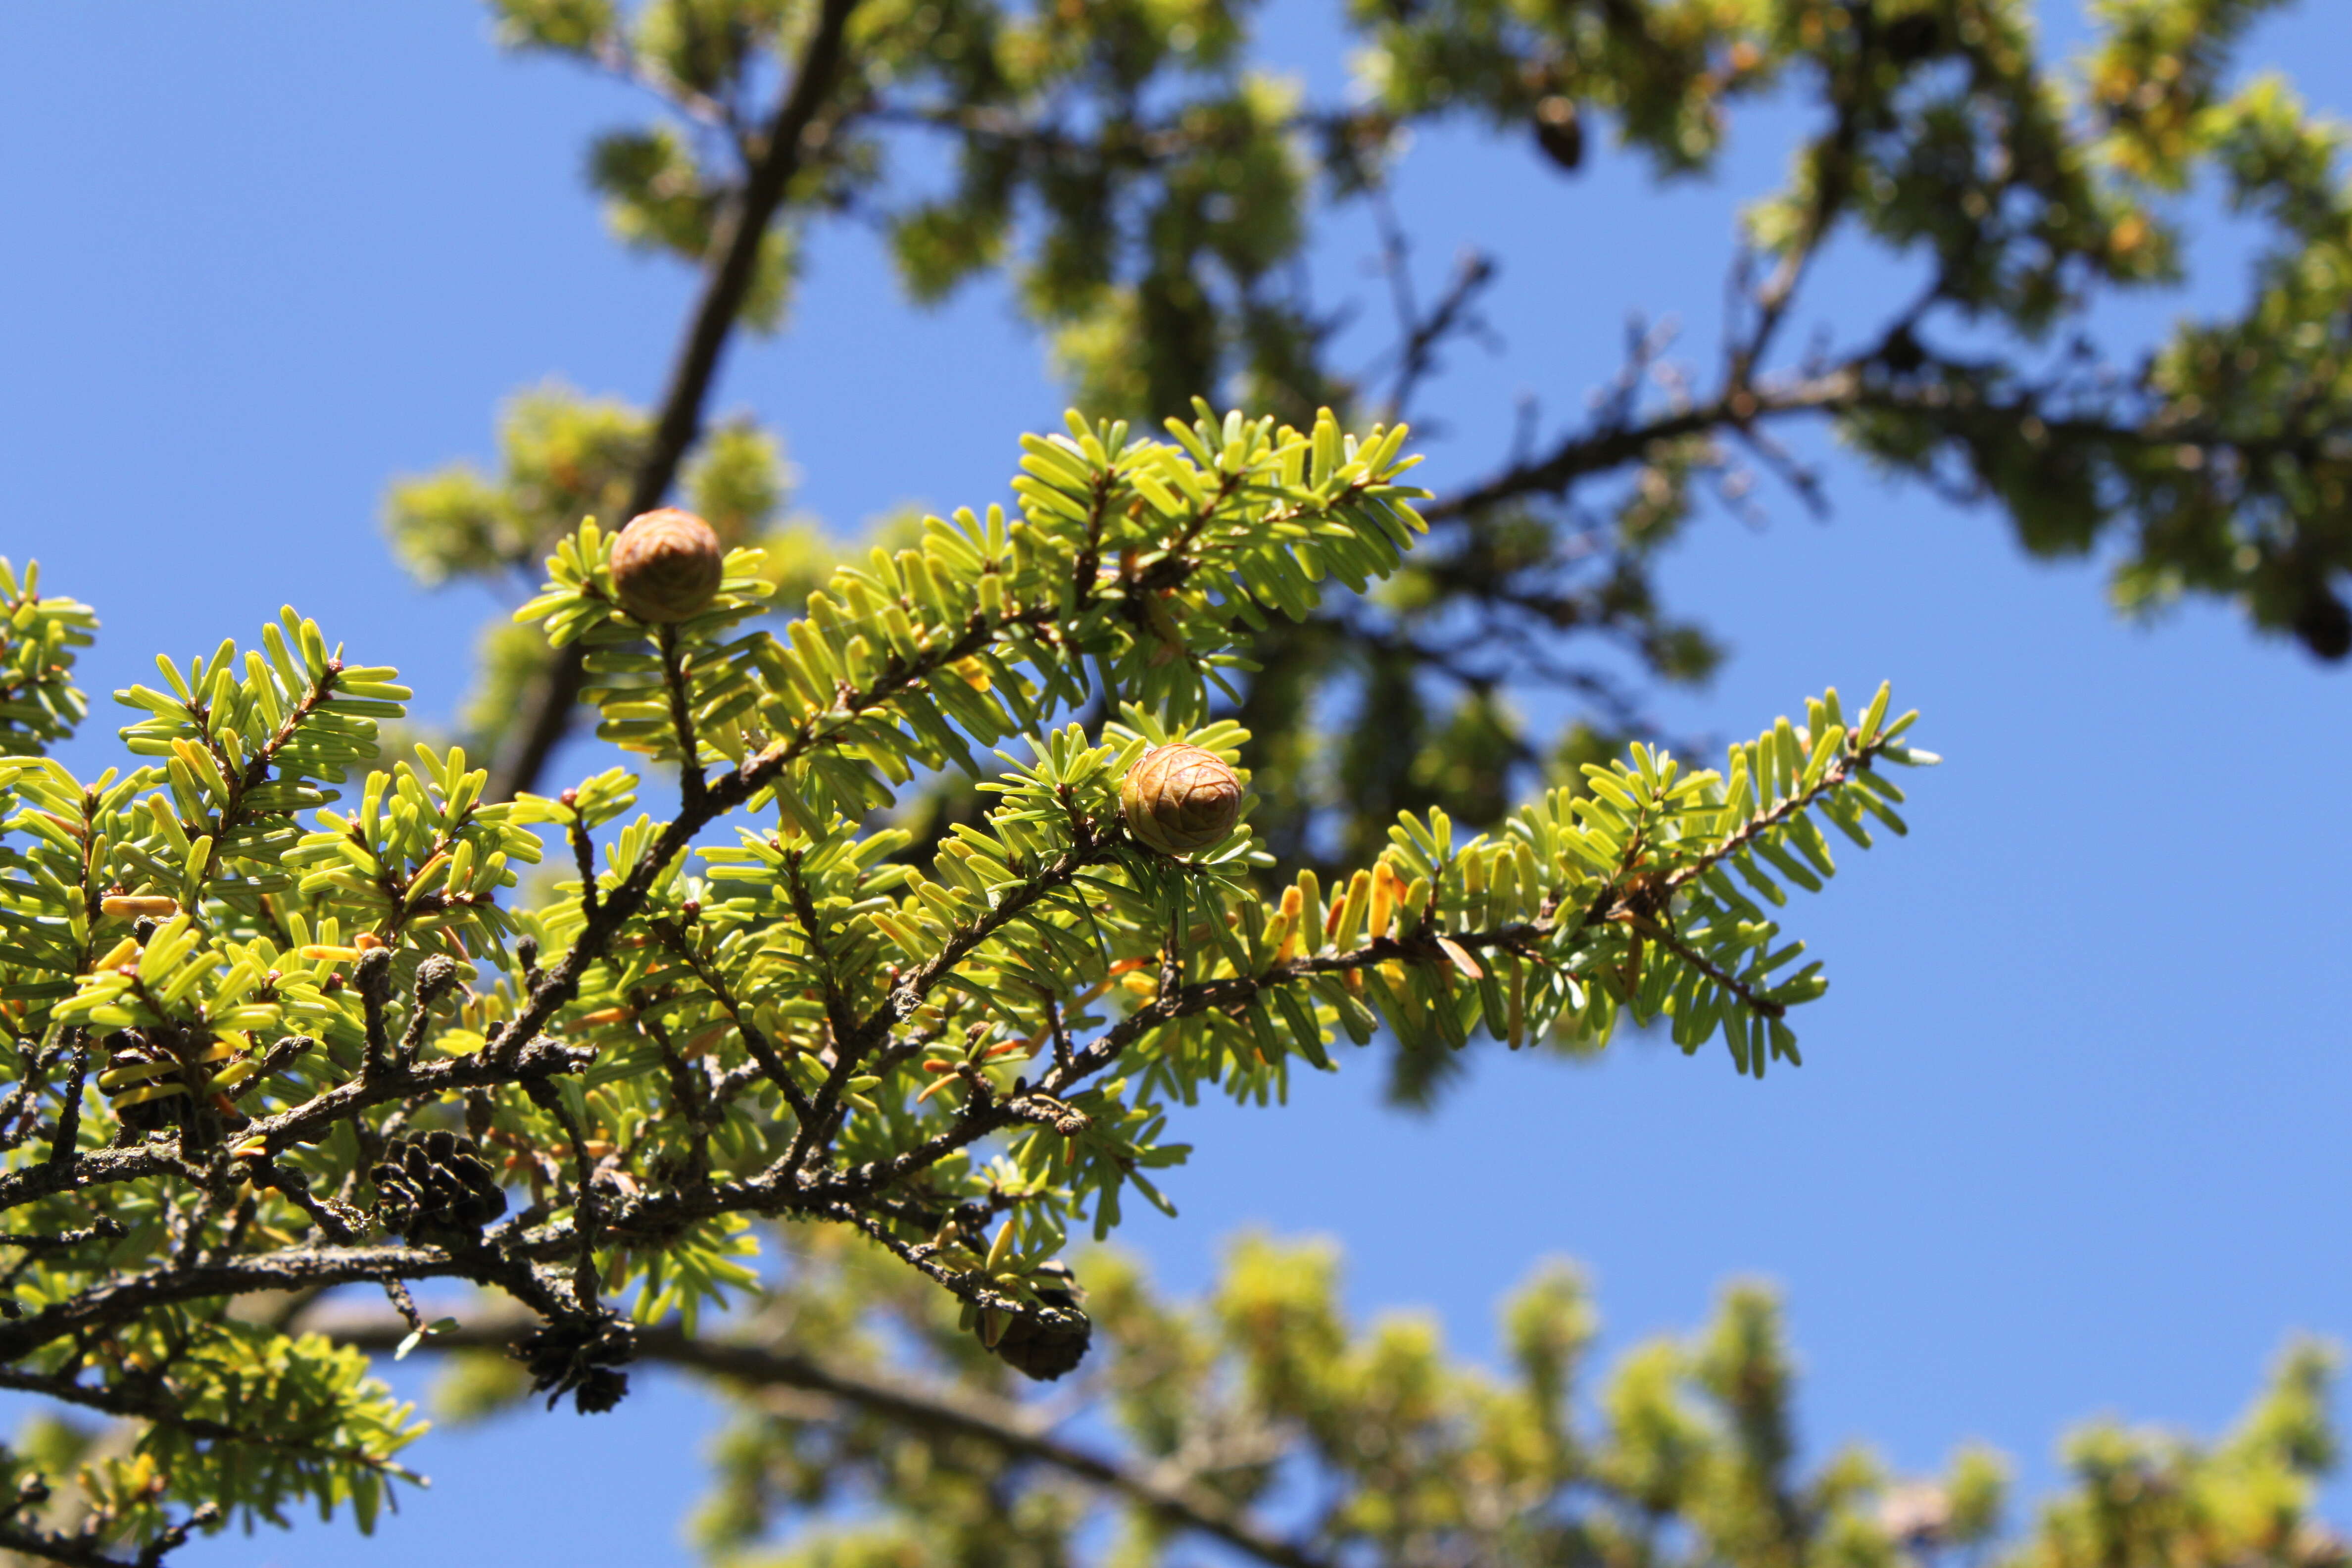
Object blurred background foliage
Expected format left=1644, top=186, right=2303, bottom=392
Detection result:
left=400, top=1222, right=2347, bottom=1568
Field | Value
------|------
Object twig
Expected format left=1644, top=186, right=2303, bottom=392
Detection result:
left=1040, top=992, right=1075, bottom=1079
left=0, top=1509, right=218, bottom=1568
left=0, top=1041, right=61, bottom=1153
left=245, top=1159, right=360, bottom=1244
left=1620, top=913, right=1785, bottom=1020
left=657, top=623, right=707, bottom=810
left=0, top=1242, right=498, bottom=1365
left=0, top=1218, right=126, bottom=1254
left=0, top=1035, right=592, bottom=1219
left=46, top=1034, right=89, bottom=1173
left=522, top=1080, right=605, bottom=1311
left=320, top=1310, right=1339, bottom=1568
left=647, top=918, right=814, bottom=1123
left=1365, top=176, right=1498, bottom=426
left=0, top=1365, right=420, bottom=1479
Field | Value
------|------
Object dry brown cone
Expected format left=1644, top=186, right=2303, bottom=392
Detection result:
left=1533, top=96, right=1583, bottom=171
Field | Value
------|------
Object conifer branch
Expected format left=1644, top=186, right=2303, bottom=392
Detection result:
left=487, top=0, right=866, bottom=803
left=322, top=1312, right=1339, bottom=1568
left=0, top=1367, right=422, bottom=1479
left=647, top=916, right=814, bottom=1124
left=0, top=1518, right=203, bottom=1568
left=1424, top=365, right=1865, bottom=524
left=0, top=1243, right=492, bottom=1365
left=0, top=397, right=1921, bottom=1551
left=0, top=1035, right=592, bottom=1219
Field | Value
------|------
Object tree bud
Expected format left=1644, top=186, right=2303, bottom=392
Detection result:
left=1120, top=744, right=1241, bottom=856
left=414, top=954, right=461, bottom=1006
left=100, top=894, right=179, bottom=921
left=610, top=507, right=725, bottom=623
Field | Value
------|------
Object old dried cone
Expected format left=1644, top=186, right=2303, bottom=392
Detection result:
left=1120, top=743, right=1241, bottom=856
left=1533, top=95, right=1583, bottom=171
left=516, top=1313, right=636, bottom=1415
left=609, top=506, right=725, bottom=623
left=370, top=1130, right=507, bottom=1241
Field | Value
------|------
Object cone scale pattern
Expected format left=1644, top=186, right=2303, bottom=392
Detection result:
left=610, top=507, right=725, bottom=623
left=370, top=1130, right=507, bottom=1240
left=516, top=1314, right=636, bottom=1414
left=1120, top=744, right=1241, bottom=856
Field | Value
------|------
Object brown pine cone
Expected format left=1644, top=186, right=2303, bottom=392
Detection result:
left=609, top=507, right=725, bottom=623
left=515, top=1313, right=635, bottom=1414
left=370, top=1130, right=507, bottom=1241
left=1120, top=744, right=1242, bottom=856
left=1533, top=96, right=1583, bottom=172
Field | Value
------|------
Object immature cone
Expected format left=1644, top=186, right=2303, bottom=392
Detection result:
left=1120, top=744, right=1242, bottom=856
left=609, top=506, right=725, bottom=623
left=988, top=1261, right=1092, bottom=1382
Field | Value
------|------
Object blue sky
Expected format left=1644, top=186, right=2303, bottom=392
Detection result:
left=4, top=3, right=2351, bottom=1563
